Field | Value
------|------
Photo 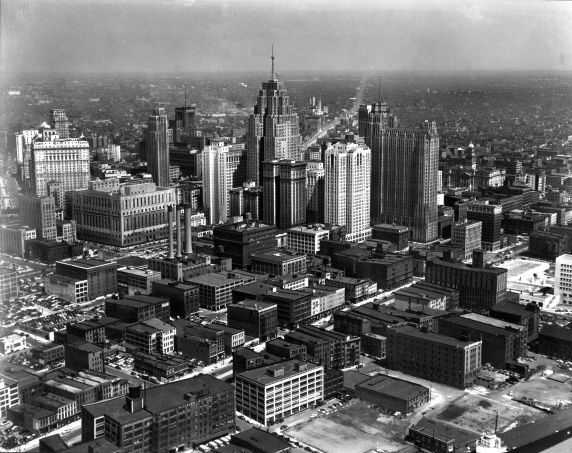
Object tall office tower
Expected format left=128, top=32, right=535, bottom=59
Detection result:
left=50, top=109, right=70, bottom=139
left=467, top=201, right=502, bottom=251
left=15, top=129, right=39, bottom=164
left=174, top=106, right=196, bottom=143
left=359, top=102, right=398, bottom=224
left=30, top=136, right=90, bottom=197
left=146, top=108, right=170, bottom=188
left=374, top=121, right=439, bottom=243
left=203, top=141, right=230, bottom=225
left=556, top=254, right=572, bottom=305
left=246, top=51, right=300, bottom=184
left=19, top=195, right=57, bottom=240
left=262, top=160, right=307, bottom=230
left=324, top=140, right=371, bottom=243
left=306, top=160, right=325, bottom=223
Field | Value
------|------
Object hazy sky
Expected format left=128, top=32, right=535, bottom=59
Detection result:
left=1, top=0, right=571, bottom=74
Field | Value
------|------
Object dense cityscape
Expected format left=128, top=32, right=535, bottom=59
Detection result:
left=1, top=1, right=572, bottom=453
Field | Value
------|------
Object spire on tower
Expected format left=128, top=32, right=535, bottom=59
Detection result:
left=271, top=45, right=275, bottom=80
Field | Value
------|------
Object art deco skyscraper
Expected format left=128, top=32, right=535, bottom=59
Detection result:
left=262, top=160, right=307, bottom=230
left=247, top=51, right=300, bottom=184
left=377, top=121, right=439, bottom=243
left=324, top=139, right=371, bottom=243
left=146, top=108, right=170, bottom=188
left=358, top=101, right=398, bottom=223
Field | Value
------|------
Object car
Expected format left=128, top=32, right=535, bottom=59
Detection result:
left=309, top=413, right=317, bottom=419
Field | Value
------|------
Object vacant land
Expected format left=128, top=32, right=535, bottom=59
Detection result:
left=287, top=401, right=414, bottom=453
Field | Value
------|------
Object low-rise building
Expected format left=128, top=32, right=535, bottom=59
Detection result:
left=287, top=225, right=330, bottom=254
left=210, top=323, right=245, bottom=353
left=235, top=359, right=324, bottom=425
left=407, top=417, right=481, bottom=453
left=0, top=374, right=20, bottom=417
left=354, top=374, right=429, bottom=414
left=64, top=341, right=104, bottom=373
left=250, top=251, right=307, bottom=276
left=0, top=334, right=27, bottom=355
left=387, top=325, right=482, bottom=389
left=132, top=351, right=189, bottom=381
left=81, top=375, right=235, bottom=451
left=55, top=258, right=117, bottom=301
left=174, top=320, right=225, bottom=364
left=67, top=320, right=106, bottom=346
left=186, top=271, right=258, bottom=310
left=117, top=267, right=162, bottom=295
left=45, top=274, right=88, bottom=304
left=151, top=278, right=199, bottom=318
left=489, top=301, right=540, bottom=342
left=105, top=294, right=171, bottom=323
left=227, top=299, right=278, bottom=341
left=30, top=344, right=64, bottom=366
left=535, top=324, right=572, bottom=360
left=125, top=318, right=176, bottom=354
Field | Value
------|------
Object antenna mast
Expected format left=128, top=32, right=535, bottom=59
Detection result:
left=184, top=83, right=187, bottom=108
left=271, top=45, right=275, bottom=80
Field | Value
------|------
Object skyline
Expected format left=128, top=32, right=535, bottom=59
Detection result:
left=1, top=0, right=572, bottom=76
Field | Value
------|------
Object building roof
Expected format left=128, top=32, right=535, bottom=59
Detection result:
left=128, top=318, right=175, bottom=334
left=461, top=313, right=525, bottom=331
left=186, top=271, right=252, bottom=287
left=39, top=434, right=68, bottom=452
left=392, top=325, right=480, bottom=348
left=490, top=301, right=533, bottom=317
left=372, top=223, right=409, bottom=233
left=68, top=319, right=104, bottom=332
left=251, top=251, right=306, bottom=263
left=500, top=407, right=572, bottom=449
left=57, top=258, right=115, bottom=269
left=356, top=374, right=429, bottom=400
left=9, top=403, right=56, bottom=419
left=231, top=427, right=290, bottom=453
left=236, top=359, right=322, bottom=385
left=411, top=417, right=481, bottom=448
left=343, top=370, right=372, bottom=391
left=430, top=259, right=507, bottom=275
left=540, top=324, right=572, bottom=342
left=85, top=374, right=232, bottom=424
left=66, top=341, right=103, bottom=353
left=154, top=278, right=198, bottom=290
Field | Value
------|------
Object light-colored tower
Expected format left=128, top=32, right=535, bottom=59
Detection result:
left=247, top=50, right=300, bottom=184
left=202, top=141, right=229, bottom=225
left=19, top=194, right=57, bottom=240
left=146, top=108, right=170, bottom=188
left=324, top=139, right=371, bottom=243
left=50, top=109, right=70, bottom=139
left=30, top=136, right=90, bottom=197
left=377, top=121, right=439, bottom=243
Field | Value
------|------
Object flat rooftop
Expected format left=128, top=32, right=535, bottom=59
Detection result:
left=251, top=251, right=306, bottom=263
left=186, top=272, right=252, bottom=287
left=236, top=359, right=321, bottom=385
left=461, top=313, right=525, bottom=331
left=411, top=417, right=481, bottom=448
left=356, top=374, right=429, bottom=400
left=540, top=324, right=572, bottom=342
left=372, top=223, right=409, bottom=233
left=393, top=325, right=480, bottom=348
left=57, top=258, right=115, bottom=269
left=231, top=427, right=290, bottom=453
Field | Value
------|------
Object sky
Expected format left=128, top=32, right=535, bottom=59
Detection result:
left=1, top=0, right=571, bottom=75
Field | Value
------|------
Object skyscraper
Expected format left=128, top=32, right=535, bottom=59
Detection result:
left=202, top=142, right=247, bottom=225
left=262, top=160, right=307, bottom=230
left=174, top=105, right=196, bottom=143
left=324, top=139, right=371, bottom=243
left=375, top=121, right=439, bottom=243
left=306, top=160, right=325, bottom=223
left=358, top=101, right=398, bottom=223
left=246, top=51, right=300, bottom=184
left=19, top=194, right=57, bottom=240
left=50, top=109, right=70, bottom=139
left=30, top=136, right=90, bottom=197
left=146, top=108, right=170, bottom=188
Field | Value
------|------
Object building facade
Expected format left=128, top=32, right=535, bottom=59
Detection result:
left=324, top=140, right=372, bottom=243
left=146, top=108, right=170, bottom=188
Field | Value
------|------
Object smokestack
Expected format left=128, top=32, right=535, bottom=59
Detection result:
left=168, top=205, right=174, bottom=260
left=184, top=205, right=193, bottom=255
left=176, top=206, right=182, bottom=258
